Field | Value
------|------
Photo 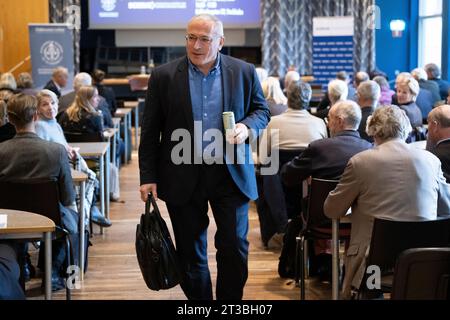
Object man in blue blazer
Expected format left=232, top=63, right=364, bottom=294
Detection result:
left=139, top=14, right=270, bottom=300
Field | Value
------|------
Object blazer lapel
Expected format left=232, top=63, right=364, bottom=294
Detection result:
left=221, top=54, right=233, bottom=113
left=176, top=58, right=195, bottom=133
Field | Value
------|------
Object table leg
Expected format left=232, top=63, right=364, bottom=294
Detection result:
left=79, top=180, right=85, bottom=281
left=332, top=219, right=340, bottom=300
left=134, top=105, right=139, bottom=150
left=44, top=232, right=52, bottom=300
left=105, top=148, right=110, bottom=218
left=99, top=155, right=105, bottom=235
left=123, top=118, right=128, bottom=165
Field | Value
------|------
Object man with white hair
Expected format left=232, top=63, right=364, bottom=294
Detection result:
left=281, top=100, right=372, bottom=185
left=324, top=105, right=450, bottom=299
left=411, top=67, right=441, bottom=104
left=283, top=70, right=300, bottom=93
left=44, top=67, right=68, bottom=98
left=353, top=71, right=369, bottom=91
left=316, top=79, right=349, bottom=119
left=356, top=80, right=380, bottom=142
left=424, top=63, right=450, bottom=100
left=58, top=72, right=92, bottom=115
left=427, top=104, right=450, bottom=182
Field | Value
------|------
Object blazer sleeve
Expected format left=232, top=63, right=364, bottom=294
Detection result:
left=280, top=146, right=315, bottom=186
left=139, top=69, right=162, bottom=185
left=324, top=158, right=360, bottom=219
left=58, top=145, right=76, bottom=206
left=437, top=166, right=450, bottom=217
left=239, top=65, right=271, bottom=142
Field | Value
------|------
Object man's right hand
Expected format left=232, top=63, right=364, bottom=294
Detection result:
left=140, top=184, right=158, bottom=202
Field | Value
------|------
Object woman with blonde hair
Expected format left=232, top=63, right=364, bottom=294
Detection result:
left=261, top=76, right=288, bottom=116
left=59, top=85, right=104, bottom=136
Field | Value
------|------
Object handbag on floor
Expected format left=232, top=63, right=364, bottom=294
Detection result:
left=135, top=193, right=181, bottom=291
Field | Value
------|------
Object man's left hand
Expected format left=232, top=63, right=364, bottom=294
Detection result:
left=228, top=123, right=249, bottom=145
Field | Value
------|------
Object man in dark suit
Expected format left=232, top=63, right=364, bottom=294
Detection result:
left=139, top=14, right=270, bottom=300
left=44, top=67, right=68, bottom=98
left=0, top=93, right=78, bottom=291
left=425, top=63, right=450, bottom=100
left=281, top=100, right=372, bottom=185
left=356, top=80, right=380, bottom=143
left=427, top=104, right=450, bottom=183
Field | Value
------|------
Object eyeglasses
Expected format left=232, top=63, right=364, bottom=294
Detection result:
left=185, top=34, right=220, bottom=45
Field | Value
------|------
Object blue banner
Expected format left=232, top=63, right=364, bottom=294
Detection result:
left=28, top=24, right=74, bottom=90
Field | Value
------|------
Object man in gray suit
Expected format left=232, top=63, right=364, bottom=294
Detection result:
left=324, top=105, right=450, bottom=299
left=0, top=93, right=78, bottom=290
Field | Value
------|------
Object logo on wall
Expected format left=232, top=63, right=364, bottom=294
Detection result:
left=101, top=0, right=117, bottom=12
left=40, top=41, right=64, bottom=65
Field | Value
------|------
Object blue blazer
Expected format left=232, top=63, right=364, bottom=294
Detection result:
left=139, top=54, right=270, bottom=205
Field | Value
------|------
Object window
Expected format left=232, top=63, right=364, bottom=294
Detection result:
left=418, top=0, right=443, bottom=68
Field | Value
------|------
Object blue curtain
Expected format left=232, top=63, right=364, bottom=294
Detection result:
left=261, top=0, right=376, bottom=78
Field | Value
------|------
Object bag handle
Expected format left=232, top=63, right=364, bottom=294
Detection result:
left=146, top=192, right=162, bottom=219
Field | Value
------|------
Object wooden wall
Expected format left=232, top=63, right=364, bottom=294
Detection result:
left=0, top=0, right=49, bottom=76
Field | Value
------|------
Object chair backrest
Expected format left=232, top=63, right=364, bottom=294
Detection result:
left=278, top=149, right=305, bottom=168
left=0, top=178, right=62, bottom=226
left=64, top=131, right=103, bottom=143
left=392, top=247, right=450, bottom=300
left=367, top=218, right=450, bottom=273
left=305, top=178, right=339, bottom=228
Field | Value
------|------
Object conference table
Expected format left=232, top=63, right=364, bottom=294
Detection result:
left=123, top=100, right=142, bottom=150
left=0, top=209, right=55, bottom=300
left=71, top=169, right=88, bottom=281
left=70, top=142, right=110, bottom=235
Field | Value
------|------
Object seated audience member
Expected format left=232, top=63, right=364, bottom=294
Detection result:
left=427, top=105, right=450, bottom=182
left=0, top=100, right=16, bottom=143
left=0, top=243, right=25, bottom=300
left=373, top=76, right=394, bottom=105
left=356, top=80, right=381, bottom=142
left=255, top=67, right=269, bottom=85
left=16, top=72, right=37, bottom=96
left=283, top=70, right=300, bottom=94
left=0, top=73, right=17, bottom=96
left=44, top=67, right=68, bottom=98
left=59, top=86, right=104, bottom=136
left=395, top=75, right=423, bottom=128
left=411, top=68, right=441, bottom=105
left=425, top=63, right=450, bottom=100
left=58, top=72, right=92, bottom=116
left=324, top=105, right=450, bottom=299
left=0, top=93, right=79, bottom=291
left=35, top=89, right=111, bottom=227
left=259, top=80, right=327, bottom=164
left=92, top=69, right=117, bottom=116
left=318, top=71, right=356, bottom=109
left=353, top=72, right=370, bottom=93
left=316, top=79, right=349, bottom=119
left=281, top=100, right=372, bottom=185
left=261, top=76, right=288, bottom=116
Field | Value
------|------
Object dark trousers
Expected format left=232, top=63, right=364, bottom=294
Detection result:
left=0, top=243, right=25, bottom=300
left=166, top=164, right=249, bottom=300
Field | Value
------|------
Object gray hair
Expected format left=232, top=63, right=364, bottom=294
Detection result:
left=411, top=68, right=428, bottom=81
left=428, top=104, right=450, bottom=128
left=332, top=100, right=362, bottom=130
left=284, top=71, right=300, bottom=91
left=37, top=89, right=58, bottom=106
left=357, top=80, right=381, bottom=105
left=424, top=63, right=441, bottom=79
left=355, top=71, right=370, bottom=87
left=262, top=77, right=287, bottom=105
left=17, top=72, right=34, bottom=89
left=328, top=79, right=348, bottom=105
left=74, top=72, right=92, bottom=91
left=52, top=66, right=68, bottom=78
left=336, top=71, right=349, bottom=82
left=0, top=73, right=17, bottom=91
left=397, top=77, right=420, bottom=99
left=366, top=105, right=412, bottom=141
left=188, top=14, right=224, bottom=36
left=373, top=76, right=390, bottom=90
left=287, top=80, right=312, bottom=110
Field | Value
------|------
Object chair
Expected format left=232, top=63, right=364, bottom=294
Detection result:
left=296, top=178, right=351, bottom=300
left=0, top=179, right=74, bottom=300
left=391, top=247, right=450, bottom=300
left=359, top=217, right=450, bottom=298
left=64, top=131, right=104, bottom=143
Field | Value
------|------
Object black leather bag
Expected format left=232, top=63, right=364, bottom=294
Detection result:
left=135, top=193, right=181, bottom=290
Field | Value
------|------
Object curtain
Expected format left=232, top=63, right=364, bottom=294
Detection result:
left=261, top=0, right=376, bottom=78
left=49, top=0, right=81, bottom=73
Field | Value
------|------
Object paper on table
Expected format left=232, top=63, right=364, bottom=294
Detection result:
left=0, top=214, right=7, bottom=228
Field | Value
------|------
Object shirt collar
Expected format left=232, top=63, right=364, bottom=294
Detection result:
left=436, top=137, right=450, bottom=146
left=188, top=54, right=221, bottom=75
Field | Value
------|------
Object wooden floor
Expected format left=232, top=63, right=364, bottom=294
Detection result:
left=28, top=150, right=330, bottom=300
